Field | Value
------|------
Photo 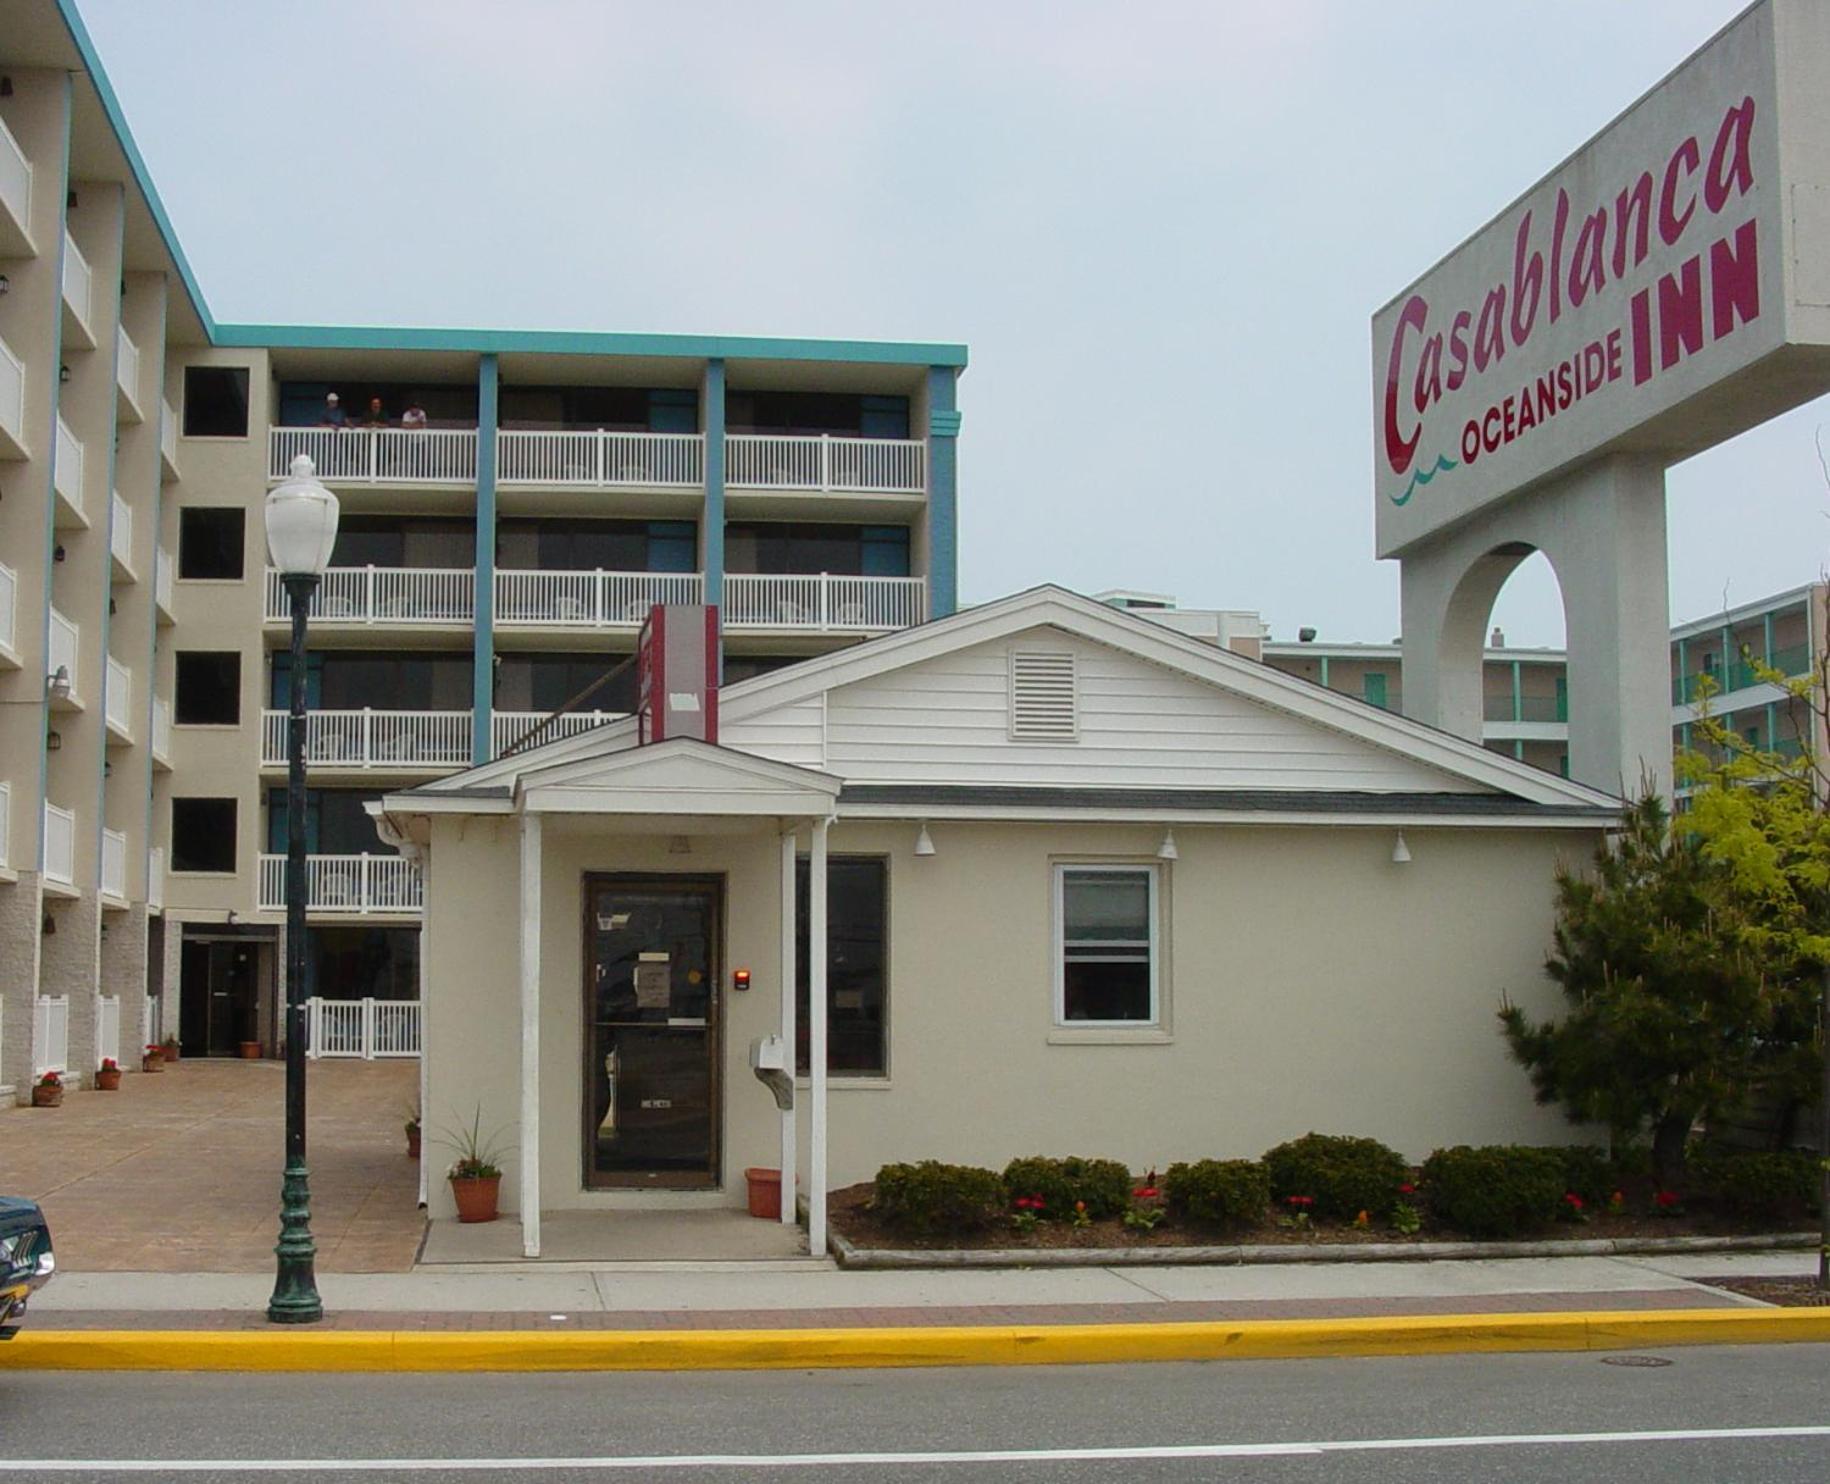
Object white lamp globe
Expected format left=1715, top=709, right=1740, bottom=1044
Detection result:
left=264, top=455, right=340, bottom=577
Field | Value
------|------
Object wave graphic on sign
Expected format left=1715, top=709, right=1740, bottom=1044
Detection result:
left=1392, top=453, right=1457, bottom=506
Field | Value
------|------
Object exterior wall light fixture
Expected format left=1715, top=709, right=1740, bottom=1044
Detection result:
left=913, top=822, right=936, bottom=857
left=1157, top=829, right=1179, bottom=861
left=1392, top=831, right=1412, bottom=865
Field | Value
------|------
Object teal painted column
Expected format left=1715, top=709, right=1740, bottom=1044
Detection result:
left=1510, top=660, right=1522, bottom=722
left=703, top=359, right=725, bottom=610
left=472, top=354, right=498, bottom=765
left=927, top=367, right=960, bottom=618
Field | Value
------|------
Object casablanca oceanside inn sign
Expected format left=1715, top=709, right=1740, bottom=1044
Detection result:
left=1374, top=0, right=1830, bottom=558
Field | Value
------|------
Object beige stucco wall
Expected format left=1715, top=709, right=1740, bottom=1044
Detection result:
left=419, top=813, right=1601, bottom=1217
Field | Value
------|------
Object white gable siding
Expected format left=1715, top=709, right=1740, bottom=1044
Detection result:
left=799, top=630, right=1486, bottom=791
left=716, top=695, right=827, bottom=770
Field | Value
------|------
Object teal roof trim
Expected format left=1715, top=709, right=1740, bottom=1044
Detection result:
left=209, top=323, right=968, bottom=367
left=55, top=0, right=219, bottom=336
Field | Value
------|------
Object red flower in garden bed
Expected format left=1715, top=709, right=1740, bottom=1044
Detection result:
left=1284, top=1195, right=1315, bottom=1209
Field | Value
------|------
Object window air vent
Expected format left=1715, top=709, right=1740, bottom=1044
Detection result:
left=1009, top=651, right=1078, bottom=741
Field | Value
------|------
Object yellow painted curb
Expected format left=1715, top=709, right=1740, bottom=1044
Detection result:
left=3, top=1309, right=1828, bottom=1372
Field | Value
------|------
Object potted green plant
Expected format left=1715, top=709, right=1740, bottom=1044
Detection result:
left=95, top=1057, right=123, bottom=1092
left=141, top=1042, right=164, bottom=1073
left=439, top=1108, right=509, bottom=1223
left=405, top=1106, right=422, bottom=1160
left=31, top=1071, right=64, bottom=1108
left=161, top=1034, right=180, bottom=1065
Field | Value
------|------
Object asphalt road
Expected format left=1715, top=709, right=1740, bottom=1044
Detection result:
left=2, top=1344, right=1828, bottom=1481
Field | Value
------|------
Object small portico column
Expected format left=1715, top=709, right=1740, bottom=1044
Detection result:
left=778, top=827, right=798, bottom=1228
left=808, top=815, right=830, bottom=1255
left=518, top=812, right=542, bottom=1258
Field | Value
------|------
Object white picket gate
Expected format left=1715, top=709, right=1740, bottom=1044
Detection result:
left=305, top=997, right=421, bottom=1059
left=96, top=996, right=121, bottom=1068
left=33, top=995, right=69, bottom=1077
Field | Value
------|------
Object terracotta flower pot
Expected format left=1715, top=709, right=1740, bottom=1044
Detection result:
left=32, top=1085, right=63, bottom=1108
left=744, top=1166, right=783, bottom=1220
left=406, top=1127, right=422, bottom=1160
left=162, top=1043, right=181, bottom=1064
left=96, top=1067, right=123, bottom=1091
left=450, top=1174, right=501, bottom=1224
left=141, top=1052, right=164, bottom=1073
left=239, top=1040, right=262, bottom=1060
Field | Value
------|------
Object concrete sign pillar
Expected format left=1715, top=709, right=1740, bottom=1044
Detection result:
left=1400, top=457, right=1672, bottom=799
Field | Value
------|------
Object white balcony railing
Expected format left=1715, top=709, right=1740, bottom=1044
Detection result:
left=160, top=398, right=179, bottom=478
left=263, top=567, right=474, bottom=625
left=0, top=333, right=24, bottom=455
left=306, top=997, right=422, bottom=1058
left=723, top=573, right=927, bottom=631
left=97, top=996, right=121, bottom=1066
left=258, top=853, right=423, bottom=915
left=0, top=113, right=30, bottom=245
left=101, top=827, right=127, bottom=901
left=34, top=996, right=68, bottom=1079
left=49, top=607, right=78, bottom=700
left=0, top=780, right=9, bottom=870
left=61, top=230, right=92, bottom=342
left=267, top=427, right=478, bottom=485
left=43, top=802, right=75, bottom=887
left=54, top=415, right=84, bottom=515
left=148, top=845, right=164, bottom=911
left=261, top=709, right=472, bottom=768
left=156, top=546, right=175, bottom=617
left=0, top=560, right=15, bottom=657
left=726, top=433, right=925, bottom=494
left=104, top=654, right=132, bottom=739
left=111, top=490, right=134, bottom=572
left=490, top=708, right=623, bottom=759
left=115, top=324, right=142, bottom=413
left=496, top=429, right=705, bottom=488
left=152, top=694, right=172, bottom=763
left=494, top=569, right=703, bottom=627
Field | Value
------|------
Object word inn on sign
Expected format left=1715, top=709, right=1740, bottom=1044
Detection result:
left=1385, top=97, right=1759, bottom=501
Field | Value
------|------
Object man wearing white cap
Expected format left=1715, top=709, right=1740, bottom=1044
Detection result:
left=320, top=392, right=347, bottom=428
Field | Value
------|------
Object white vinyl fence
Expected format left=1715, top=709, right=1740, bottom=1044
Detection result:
left=96, top=995, right=121, bottom=1067
left=306, top=998, right=421, bottom=1059
left=34, top=995, right=68, bottom=1078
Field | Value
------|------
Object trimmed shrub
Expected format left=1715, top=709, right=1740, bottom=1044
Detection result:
left=871, top=1161, right=1003, bottom=1237
left=1163, top=1160, right=1270, bottom=1232
left=1557, top=1145, right=1617, bottom=1207
left=1422, top=1145, right=1564, bottom=1239
left=1000, top=1157, right=1135, bottom=1220
left=1263, top=1133, right=1410, bottom=1222
left=1691, top=1150, right=1821, bottom=1221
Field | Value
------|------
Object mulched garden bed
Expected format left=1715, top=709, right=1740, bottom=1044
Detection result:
left=1702, top=1276, right=1830, bottom=1307
left=828, top=1181, right=1808, bottom=1253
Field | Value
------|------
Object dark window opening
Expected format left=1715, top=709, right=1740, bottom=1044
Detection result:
left=725, top=523, right=910, bottom=578
left=726, top=390, right=908, bottom=439
left=172, top=797, right=237, bottom=873
left=492, top=652, right=637, bottom=714
left=499, top=385, right=699, bottom=432
left=305, top=926, right=419, bottom=1001
left=267, top=788, right=391, bottom=856
left=178, top=507, right=245, bottom=580
left=175, top=651, right=241, bottom=725
left=721, top=655, right=803, bottom=686
left=271, top=650, right=474, bottom=710
left=329, top=515, right=476, bottom=569
left=183, top=366, right=252, bottom=438
left=496, top=518, right=698, bottom=574
left=794, top=856, right=888, bottom=1075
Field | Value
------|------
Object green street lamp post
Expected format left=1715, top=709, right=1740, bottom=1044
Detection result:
left=263, top=454, right=338, bottom=1325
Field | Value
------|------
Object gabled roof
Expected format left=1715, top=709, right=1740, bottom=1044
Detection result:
left=518, top=737, right=842, bottom=816
left=409, top=586, right=1618, bottom=815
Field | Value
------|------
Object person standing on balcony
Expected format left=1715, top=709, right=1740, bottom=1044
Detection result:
left=319, top=392, right=346, bottom=427
left=400, top=398, right=428, bottom=430
left=362, top=396, right=389, bottom=429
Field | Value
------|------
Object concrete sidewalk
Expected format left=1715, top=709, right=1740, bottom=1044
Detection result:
left=25, top=1249, right=1812, bottom=1332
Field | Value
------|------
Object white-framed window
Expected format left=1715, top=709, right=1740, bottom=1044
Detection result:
left=1053, top=864, right=1159, bottom=1026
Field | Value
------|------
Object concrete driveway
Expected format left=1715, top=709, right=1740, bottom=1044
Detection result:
left=3, top=1058, right=423, bottom=1272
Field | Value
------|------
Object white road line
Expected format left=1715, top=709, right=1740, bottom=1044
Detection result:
left=11, top=1425, right=1830, bottom=1472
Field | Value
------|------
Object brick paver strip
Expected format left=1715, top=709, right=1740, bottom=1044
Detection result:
left=29, top=1288, right=1737, bottom=1332
left=3, top=1059, right=422, bottom=1273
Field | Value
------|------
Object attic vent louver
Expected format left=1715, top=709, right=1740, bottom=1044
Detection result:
left=1009, top=651, right=1078, bottom=741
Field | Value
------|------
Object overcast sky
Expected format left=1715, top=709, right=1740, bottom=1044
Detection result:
left=77, top=0, right=1818, bottom=648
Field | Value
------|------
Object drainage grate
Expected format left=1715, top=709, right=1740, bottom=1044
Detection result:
left=1600, top=1354, right=1674, bottom=1368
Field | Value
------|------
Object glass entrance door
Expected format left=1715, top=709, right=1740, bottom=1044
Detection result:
left=583, top=875, right=721, bottom=1188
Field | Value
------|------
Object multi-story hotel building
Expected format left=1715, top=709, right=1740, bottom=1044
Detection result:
left=1104, top=585, right=1829, bottom=784
left=0, top=0, right=964, bottom=1096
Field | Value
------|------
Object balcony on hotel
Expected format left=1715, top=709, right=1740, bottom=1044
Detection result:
left=723, top=520, right=925, bottom=639
left=493, top=516, right=700, bottom=634
left=258, top=787, right=421, bottom=917
left=724, top=387, right=926, bottom=520
left=263, top=515, right=477, bottom=633
left=262, top=649, right=473, bottom=772
left=267, top=378, right=482, bottom=498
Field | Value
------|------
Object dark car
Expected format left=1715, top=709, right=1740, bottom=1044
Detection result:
left=0, top=1197, right=55, bottom=1338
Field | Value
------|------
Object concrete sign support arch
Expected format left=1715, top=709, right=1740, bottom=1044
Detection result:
left=1375, top=0, right=1830, bottom=797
